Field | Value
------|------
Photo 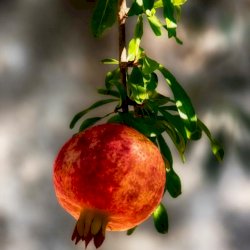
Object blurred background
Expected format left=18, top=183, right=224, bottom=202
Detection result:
left=0, top=0, right=249, bottom=250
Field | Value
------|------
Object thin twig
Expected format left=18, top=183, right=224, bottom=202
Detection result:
left=118, top=0, right=128, bottom=113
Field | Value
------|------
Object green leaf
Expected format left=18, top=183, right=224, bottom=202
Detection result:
left=159, top=108, right=187, bottom=143
left=107, top=113, right=123, bottom=123
left=105, top=67, right=127, bottom=103
left=128, top=67, right=148, bottom=104
left=101, top=58, right=119, bottom=64
left=105, top=68, right=120, bottom=89
left=166, top=169, right=182, bottom=198
left=79, top=117, right=102, bottom=132
left=112, top=81, right=127, bottom=104
left=118, top=112, right=166, bottom=137
left=148, top=92, right=173, bottom=106
left=198, top=119, right=224, bottom=162
left=135, top=15, right=144, bottom=38
left=189, top=126, right=202, bottom=140
left=211, top=143, right=225, bottom=162
left=69, top=99, right=118, bottom=129
left=162, top=24, right=183, bottom=44
left=91, top=0, right=118, bottom=37
left=160, top=105, right=178, bottom=112
left=144, top=97, right=171, bottom=115
left=142, top=56, right=159, bottom=75
left=158, top=65, right=198, bottom=138
left=161, top=120, right=186, bottom=160
left=147, top=14, right=162, bottom=36
left=129, top=84, right=149, bottom=104
left=163, top=0, right=177, bottom=29
left=153, top=203, right=168, bottom=234
left=154, top=0, right=163, bottom=8
left=128, top=39, right=139, bottom=61
left=153, top=0, right=186, bottom=42
left=128, top=15, right=143, bottom=61
left=145, top=73, right=158, bottom=91
left=171, top=0, right=187, bottom=6
left=127, top=226, right=137, bottom=235
left=162, top=0, right=179, bottom=40
left=149, top=136, right=158, bottom=145
left=129, top=67, right=144, bottom=86
left=143, top=0, right=154, bottom=10
left=128, top=0, right=143, bottom=16
left=157, top=134, right=173, bottom=169
left=97, top=88, right=120, bottom=98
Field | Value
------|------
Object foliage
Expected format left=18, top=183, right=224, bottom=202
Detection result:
left=70, top=0, right=224, bottom=236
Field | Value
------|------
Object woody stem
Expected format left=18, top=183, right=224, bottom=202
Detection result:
left=118, top=0, right=128, bottom=113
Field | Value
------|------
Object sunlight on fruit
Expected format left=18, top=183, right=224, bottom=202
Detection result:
left=53, top=123, right=166, bottom=248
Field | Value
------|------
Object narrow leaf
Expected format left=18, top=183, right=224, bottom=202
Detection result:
left=145, top=73, right=158, bottom=91
left=162, top=0, right=179, bottom=40
left=143, top=0, right=154, bottom=10
left=148, top=92, right=173, bottom=106
left=166, top=169, right=182, bottom=198
left=153, top=203, right=168, bottom=234
left=157, top=134, right=173, bottom=169
left=97, top=88, right=120, bottom=98
left=112, top=81, right=127, bottom=103
left=128, top=39, right=138, bottom=61
left=101, top=58, right=119, bottom=64
left=171, top=0, right=187, bottom=6
left=135, top=15, right=143, bottom=39
left=159, top=108, right=187, bottom=143
left=145, top=96, right=172, bottom=115
left=129, top=67, right=144, bottom=85
left=129, top=84, right=149, bottom=104
left=162, top=0, right=177, bottom=28
left=128, top=0, right=143, bottom=16
left=128, top=15, right=143, bottom=61
left=147, top=14, right=162, bottom=36
left=161, top=120, right=186, bottom=160
left=142, top=56, right=159, bottom=75
left=159, top=65, right=198, bottom=138
left=79, top=117, right=102, bottom=132
left=91, top=0, right=118, bottom=37
left=128, top=67, right=148, bottom=104
left=127, top=226, right=137, bottom=235
left=160, top=105, right=178, bottom=112
left=118, top=112, right=166, bottom=137
left=69, top=99, right=118, bottom=129
left=163, top=24, right=183, bottom=44
left=107, top=113, right=123, bottom=123
left=154, top=0, right=163, bottom=8
left=198, top=119, right=224, bottom=161
left=105, top=67, right=120, bottom=89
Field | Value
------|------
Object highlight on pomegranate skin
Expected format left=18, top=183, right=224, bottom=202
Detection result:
left=53, top=123, right=166, bottom=248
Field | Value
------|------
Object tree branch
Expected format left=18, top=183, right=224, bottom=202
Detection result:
left=118, top=0, right=128, bottom=113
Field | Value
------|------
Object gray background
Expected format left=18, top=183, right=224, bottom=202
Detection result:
left=0, top=0, right=250, bottom=250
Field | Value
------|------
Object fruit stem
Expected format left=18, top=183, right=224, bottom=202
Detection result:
left=118, top=0, right=129, bottom=113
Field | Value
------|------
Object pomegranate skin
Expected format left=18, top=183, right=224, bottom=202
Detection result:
left=53, top=123, right=166, bottom=231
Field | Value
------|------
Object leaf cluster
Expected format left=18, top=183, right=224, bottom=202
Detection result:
left=70, top=0, right=224, bottom=237
left=91, top=0, right=187, bottom=43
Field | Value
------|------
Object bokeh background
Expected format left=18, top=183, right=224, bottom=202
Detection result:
left=0, top=0, right=250, bottom=250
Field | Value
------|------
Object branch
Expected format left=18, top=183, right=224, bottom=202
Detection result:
left=118, top=0, right=129, bottom=113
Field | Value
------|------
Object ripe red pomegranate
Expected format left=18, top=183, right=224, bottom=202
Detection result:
left=53, top=123, right=166, bottom=248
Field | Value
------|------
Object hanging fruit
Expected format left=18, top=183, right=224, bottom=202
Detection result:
left=54, top=123, right=166, bottom=248
left=53, top=0, right=223, bottom=249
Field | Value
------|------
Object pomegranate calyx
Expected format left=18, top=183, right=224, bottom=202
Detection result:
left=71, top=209, right=108, bottom=249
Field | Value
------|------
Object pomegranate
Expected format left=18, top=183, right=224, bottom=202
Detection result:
left=53, top=123, right=166, bottom=248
